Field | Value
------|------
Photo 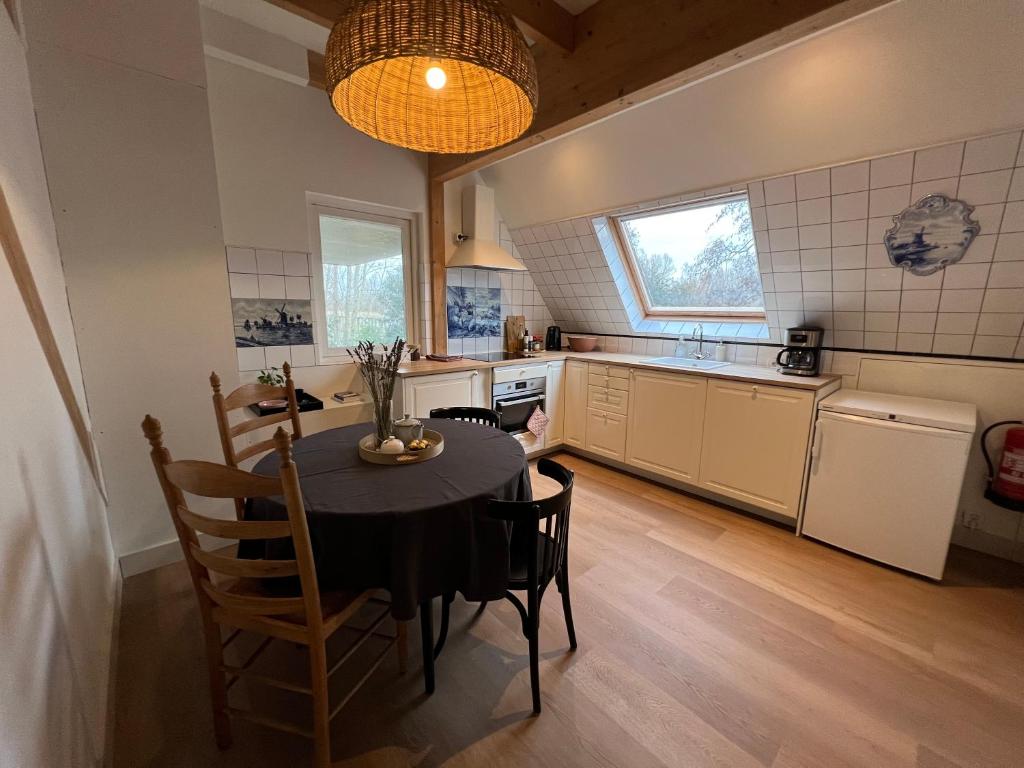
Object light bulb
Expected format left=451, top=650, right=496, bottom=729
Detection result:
left=425, top=65, right=447, bottom=90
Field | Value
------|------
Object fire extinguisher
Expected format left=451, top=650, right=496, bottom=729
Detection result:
left=981, top=420, right=1024, bottom=509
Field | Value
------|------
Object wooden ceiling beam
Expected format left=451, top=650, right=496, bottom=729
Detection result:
left=428, top=0, right=890, bottom=182
left=264, top=0, right=347, bottom=27
left=502, top=0, right=574, bottom=52
left=307, top=49, right=326, bottom=90
left=267, top=0, right=575, bottom=51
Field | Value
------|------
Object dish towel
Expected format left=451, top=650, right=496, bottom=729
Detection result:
left=527, top=406, right=549, bottom=438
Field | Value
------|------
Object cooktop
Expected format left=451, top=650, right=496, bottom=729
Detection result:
left=463, top=351, right=541, bottom=363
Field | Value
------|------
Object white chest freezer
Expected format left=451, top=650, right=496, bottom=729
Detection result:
left=801, top=390, right=977, bottom=580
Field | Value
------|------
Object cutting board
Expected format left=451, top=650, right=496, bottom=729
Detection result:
left=504, top=315, right=526, bottom=352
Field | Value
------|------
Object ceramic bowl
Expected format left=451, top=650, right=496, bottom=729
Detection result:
left=567, top=335, right=598, bottom=352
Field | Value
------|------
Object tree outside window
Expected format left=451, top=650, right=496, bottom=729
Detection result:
left=617, top=196, right=764, bottom=316
left=318, top=213, right=410, bottom=351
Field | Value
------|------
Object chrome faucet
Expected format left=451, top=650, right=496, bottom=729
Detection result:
left=690, top=323, right=709, bottom=359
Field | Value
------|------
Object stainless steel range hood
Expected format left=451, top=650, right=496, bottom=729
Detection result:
left=448, top=184, right=526, bottom=271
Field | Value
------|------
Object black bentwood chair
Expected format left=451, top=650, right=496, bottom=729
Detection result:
left=429, top=406, right=501, bottom=429
left=436, top=458, right=577, bottom=714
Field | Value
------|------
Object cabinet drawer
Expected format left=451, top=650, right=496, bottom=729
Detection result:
left=493, top=363, right=549, bottom=384
left=588, top=363, right=630, bottom=380
left=588, top=372, right=630, bottom=392
left=587, top=385, right=629, bottom=415
left=585, top=408, right=627, bottom=461
left=514, top=430, right=545, bottom=455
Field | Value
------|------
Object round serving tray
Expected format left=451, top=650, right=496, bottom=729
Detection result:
left=358, top=429, right=445, bottom=465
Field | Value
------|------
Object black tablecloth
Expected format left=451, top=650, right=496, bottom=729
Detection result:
left=244, top=419, right=532, bottom=620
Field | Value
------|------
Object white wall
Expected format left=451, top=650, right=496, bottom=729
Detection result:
left=482, top=0, right=1024, bottom=228
left=0, top=8, right=118, bottom=765
left=202, top=10, right=432, bottom=396
left=22, top=0, right=238, bottom=561
left=203, top=32, right=428, bottom=253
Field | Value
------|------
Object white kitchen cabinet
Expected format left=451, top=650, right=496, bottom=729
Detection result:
left=698, top=380, right=814, bottom=519
left=586, top=409, right=628, bottom=461
left=626, top=369, right=707, bottom=483
left=545, top=361, right=565, bottom=447
left=563, top=360, right=588, bottom=448
left=395, top=369, right=487, bottom=419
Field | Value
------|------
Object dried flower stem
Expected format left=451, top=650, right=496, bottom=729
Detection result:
left=348, top=338, right=405, bottom=445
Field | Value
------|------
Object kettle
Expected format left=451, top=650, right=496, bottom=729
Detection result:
left=545, top=326, right=562, bottom=351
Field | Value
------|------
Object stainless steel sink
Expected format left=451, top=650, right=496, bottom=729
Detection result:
left=641, top=356, right=731, bottom=370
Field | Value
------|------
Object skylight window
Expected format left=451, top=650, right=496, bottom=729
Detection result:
left=614, top=194, right=764, bottom=318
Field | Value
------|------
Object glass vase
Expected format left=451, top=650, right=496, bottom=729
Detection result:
left=373, top=398, right=393, bottom=447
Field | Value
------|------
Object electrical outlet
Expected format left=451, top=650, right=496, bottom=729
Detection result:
left=965, top=511, right=981, bottom=530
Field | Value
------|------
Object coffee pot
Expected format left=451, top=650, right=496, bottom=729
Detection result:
left=393, top=414, right=424, bottom=445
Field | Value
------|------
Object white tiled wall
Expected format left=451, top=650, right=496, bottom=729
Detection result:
left=509, top=215, right=633, bottom=337
left=510, top=186, right=769, bottom=342
left=753, top=129, right=1024, bottom=357
left=445, top=221, right=554, bottom=354
left=228, top=243, right=434, bottom=371
left=509, top=128, right=1024, bottom=361
left=226, top=246, right=316, bottom=372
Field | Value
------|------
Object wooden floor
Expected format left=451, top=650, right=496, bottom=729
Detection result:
left=113, top=453, right=1024, bottom=768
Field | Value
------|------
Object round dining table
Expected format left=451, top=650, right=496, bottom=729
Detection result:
left=246, top=418, right=533, bottom=692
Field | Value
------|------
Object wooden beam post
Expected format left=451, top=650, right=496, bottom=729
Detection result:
left=0, top=184, right=104, bottom=491
left=428, top=174, right=447, bottom=355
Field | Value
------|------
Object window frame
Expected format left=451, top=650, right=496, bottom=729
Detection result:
left=611, top=192, right=766, bottom=321
left=308, top=196, right=421, bottom=365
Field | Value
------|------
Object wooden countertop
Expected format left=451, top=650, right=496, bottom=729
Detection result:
left=398, top=350, right=839, bottom=390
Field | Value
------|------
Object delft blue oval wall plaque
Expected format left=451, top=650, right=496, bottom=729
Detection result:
left=884, top=194, right=980, bottom=276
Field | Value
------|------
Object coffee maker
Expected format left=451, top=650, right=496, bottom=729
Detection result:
left=776, top=326, right=823, bottom=376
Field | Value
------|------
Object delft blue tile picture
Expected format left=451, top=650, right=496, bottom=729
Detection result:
left=232, top=298, right=314, bottom=347
left=447, top=286, right=501, bottom=338
left=884, top=194, right=980, bottom=276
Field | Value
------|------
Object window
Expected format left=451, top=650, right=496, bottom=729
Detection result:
left=614, top=194, right=764, bottom=318
left=310, top=204, right=415, bottom=362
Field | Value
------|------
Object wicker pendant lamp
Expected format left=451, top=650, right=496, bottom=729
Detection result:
left=324, top=0, right=538, bottom=154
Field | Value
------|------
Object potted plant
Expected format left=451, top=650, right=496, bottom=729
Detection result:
left=257, top=367, right=285, bottom=387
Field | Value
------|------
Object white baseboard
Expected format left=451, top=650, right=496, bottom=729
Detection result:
left=119, top=532, right=230, bottom=578
left=102, top=572, right=123, bottom=768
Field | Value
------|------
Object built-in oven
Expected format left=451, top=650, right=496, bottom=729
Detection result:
left=492, top=377, right=546, bottom=435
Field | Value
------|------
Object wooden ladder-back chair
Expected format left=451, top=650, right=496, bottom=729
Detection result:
left=211, top=361, right=303, bottom=518
left=143, top=415, right=406, bottom=768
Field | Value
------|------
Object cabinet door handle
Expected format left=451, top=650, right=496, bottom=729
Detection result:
left=752, top=385, right=759, bottom=399
left=810, top=423, right=823, bottom=474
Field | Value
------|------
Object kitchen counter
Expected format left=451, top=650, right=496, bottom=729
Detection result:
left=397, top=350, right=838, bottom=390
left=397, top=351, right=568, bottom=376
